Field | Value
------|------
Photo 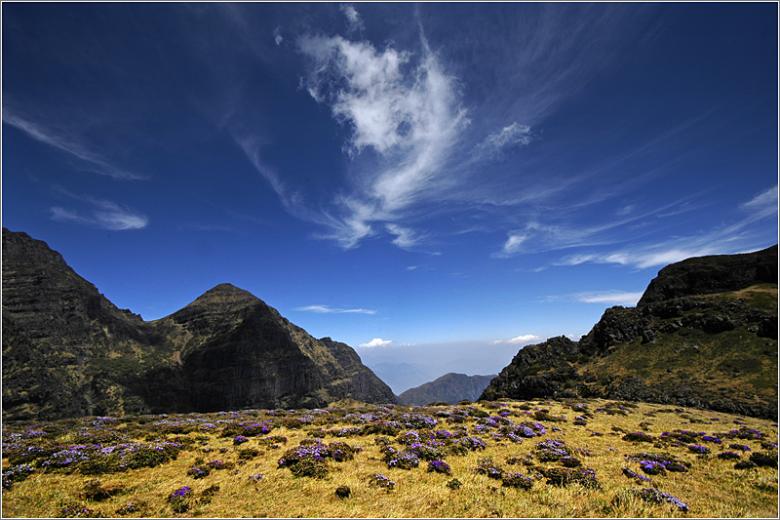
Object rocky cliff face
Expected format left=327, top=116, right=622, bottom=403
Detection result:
left=482, top=246, right=778, bottom=418
left=397, top=373, right=496, bottom=405
left=638, top=246, right=778, bottom=305
left=2, top=229, right=395, bottom=420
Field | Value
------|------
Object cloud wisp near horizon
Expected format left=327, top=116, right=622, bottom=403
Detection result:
left=2, top=3, right=777, bottom=378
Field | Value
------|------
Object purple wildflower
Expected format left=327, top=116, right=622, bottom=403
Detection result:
left=688, top=444, right=710, bottom=454
left=170, top=486, right=192, bottom=498
left=622, top=467, right=651, bottom=483
left=427, top=460, right=452, bottom=475
left=639, top=460, right=665, bottom=475
left=501, top=472, right=534, bottom=490
left=369, top=473, right=396, bottom=491
left=637, top=488, right=688, bottom=512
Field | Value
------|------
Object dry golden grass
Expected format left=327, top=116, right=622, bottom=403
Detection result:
left=2, top=399, right=778, bottom=518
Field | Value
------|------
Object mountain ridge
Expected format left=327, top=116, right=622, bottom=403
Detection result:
left=398, top=372, right=496, bottom=405
left=481, top=245, right=778, bottom=418
left=2, top=228, right=396, bottom=420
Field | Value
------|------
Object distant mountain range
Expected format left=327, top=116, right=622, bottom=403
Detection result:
left=4, top=227, right=777, bottom=421
left=482, top=246, right=778, bottom=419
left=2, top=229, right=395, bottom=420
left=398, top=373, right=496, bottom=405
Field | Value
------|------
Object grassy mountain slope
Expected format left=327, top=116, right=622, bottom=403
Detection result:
left=482, top=247, right=778, bottom=418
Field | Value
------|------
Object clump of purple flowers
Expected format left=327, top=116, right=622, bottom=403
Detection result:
left=400, top=413, right=437, bottom=429
left=688, top=444, right=710, bottom=455
left=660, top=429, right=700, bottom=444
left=168, top=486, right=192, bottom=513
left=2, top=464, right=34, bottom=490
left=458, top=436, right=487, bottom=451
left=728, top=427, right=765, bottom=440
left=41, top=445, right=91, bottom=469
left=729, top=443, right=752, bottom=452
left=170, top=486, right=192, bottom=498
left=59, top=504, right=98, bottom=518
left=233, top=435, right=249, bottom=445
left=475, top=457, right=504, bottom=480
left=382, top=446, right=420, bottom=470
left=206, top=459, right=228, bottom=470
left=427, top=459, right=452, bottom=475
left=187, top=465, right=209, bottom=479
left=368, top=473, right=396, bottom=491
left=501, top=472, right=534, bottom=490
left=636, top=488, right=688, bottom=512
left=627, top=452, right=690, bottom=472
left=701, top=435, right=722, bottom=444
left=622, top=467, right=651, bottom=483
left=278, top=440, right=357, bottom=478
left=639, top=460, right=665, bottom=475
left=535, top=439, right=570, bottom=462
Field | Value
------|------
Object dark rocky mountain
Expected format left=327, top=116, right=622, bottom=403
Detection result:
left=398, top=373, right=496, bottom=405
left=482, top=246, right=778, bottom=419
left=638, top=246, right=778, bottom=305
left=2, top=229, right=395, bottom=420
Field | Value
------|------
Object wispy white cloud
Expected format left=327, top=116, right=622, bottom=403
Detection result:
left=296, top=304, right=377, bottom=315
left=474, top=122, right=532, bottom=160
left=554, top=187, right=778, bottom=269
left=297, top=31, right=468, bottom=249
left=339, top=4, right=364, bottom=32
left=575, top=291, right=643, bottom=305
left=3, top=109, right=144, bottom=180
left=556, top=248, right=719, bottom=269
left=494, top=220, right=618, bottom=259
left=273, top=27, right=283, bottom=46
left=50, top=198, right=148, bottom=231
left=492, top=334, right=539, bottom=345
left=359, top=337, right=393, bottom=348
left=742, top=184, right=777, bottom=217
left=498, top=231, right=530, bottom=257
left=493, top=194, right=728, bottom=260
left=386, top=223, right=423, bottom=250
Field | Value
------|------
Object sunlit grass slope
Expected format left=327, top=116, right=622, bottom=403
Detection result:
left=3, top=399, right=777, bottom=518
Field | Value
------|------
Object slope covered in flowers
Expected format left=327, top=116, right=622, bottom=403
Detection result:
left=2, top=399, right=777, bottom=518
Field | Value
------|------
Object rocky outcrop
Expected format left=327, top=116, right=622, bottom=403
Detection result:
left=397, top=373, right=496, bottom=405
left=638, top=246, right=777, bottom=306
left=481, top=246, right=778, bottom=418
left=2, top=228, right=395, bottom=420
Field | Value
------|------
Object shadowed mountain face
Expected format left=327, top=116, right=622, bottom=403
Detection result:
left=397, top=373, right=496, bottom=405
left=638, top=246, right=778, bottom=305
left=482, top=246, right=779, bottom=419
left=2, top=229, right=395, bottom=420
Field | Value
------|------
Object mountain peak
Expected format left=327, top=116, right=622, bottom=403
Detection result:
left=189, top=283, right=262, bottom=307
left=205, top=282, right=256, bottom=297
left=3, top=229, right=397, bottom=419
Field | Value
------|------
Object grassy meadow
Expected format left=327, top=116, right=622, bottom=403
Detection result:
left=2, top=399, right=778, bottom=518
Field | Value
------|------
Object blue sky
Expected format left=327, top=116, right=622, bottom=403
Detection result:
left=3, top=3, right=777, bottom=390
